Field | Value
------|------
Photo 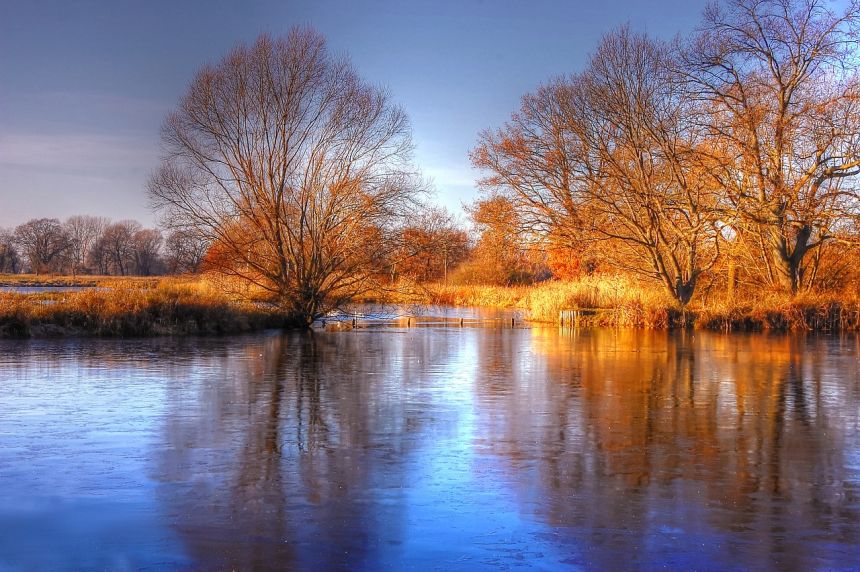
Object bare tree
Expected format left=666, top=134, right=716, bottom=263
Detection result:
left=87, top=238, right=110, bottom=275
left=0, top=229, right=20, bottom=274
left=149, top=29, right=421, bottom=325
left=395, top=206, right=469, bottom=283
left=164, top=229, right=209, bottom=274
left=685, top=0, right=860, bottom=293
left=92, top=220, right=141, bottom=276
left=131, top=228, right=163, bottom=276
left=473, top=28, right=724, bottom=304
left=460, top=196, right=543, bottom=285
left=64, top=215, right=109, bottom=276
left=13, top=218, right=71, bottom=275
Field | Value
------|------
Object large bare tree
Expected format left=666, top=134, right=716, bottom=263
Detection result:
left=685, top=0, right=860, bottom=293
left=148, top=29, right=421, bottom=325
left=473, top=29, right=724, bottom=304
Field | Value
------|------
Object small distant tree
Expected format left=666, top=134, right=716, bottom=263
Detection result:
left=93, top=220, right=141, bottom=276
left=87, top=239, right=110, bottom=275
left=164, top=229, right=209, bottom=274
left=14, top=218, right=71, bottom=275
left=64, top=215, right=109, bottom=276
left=0, top=229, right=20, bottom=274
left=131, top=228, right=164, bottom=276
left=396, top=207, right=469, bottom=283
left=453, top=196, right=544, bottom=285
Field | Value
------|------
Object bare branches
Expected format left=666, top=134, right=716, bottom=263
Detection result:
left=686, top=0, right=860, bottom=292
left=473, top=28, right=723, bottom=305
left=148, top=28, right=422, bottom=324
left=474, top=1, right=860, bottom=301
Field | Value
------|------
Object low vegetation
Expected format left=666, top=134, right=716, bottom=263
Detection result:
left=0, top=277, right=288, bottom=338
left=2, top=273, right=859, bottom=337
left=396, top=276, right=860, bottom=332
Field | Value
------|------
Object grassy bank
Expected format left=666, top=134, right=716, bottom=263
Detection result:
left=409, top=276, right=860, bottom=332
left=0, top=277, right=287, bottom=338
left=3, top=273, right=858, bottom=336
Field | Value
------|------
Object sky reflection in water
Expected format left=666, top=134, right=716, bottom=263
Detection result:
left=0, top=325, right=859, bottom=570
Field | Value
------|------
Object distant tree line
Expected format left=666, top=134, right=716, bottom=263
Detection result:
left=0, top=209, right=475, bottom=282
left=0, top=216, right=209, bottom=276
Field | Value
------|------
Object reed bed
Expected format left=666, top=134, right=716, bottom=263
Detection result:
left=415, top=276, right=678, bottom=328
left=696, top=293, right=860, bottom=332
left=415, top=276, right=860, bottom=331
left=2, top=273, right=858, bottom=336
left=0, top=278, right=285, bottom=338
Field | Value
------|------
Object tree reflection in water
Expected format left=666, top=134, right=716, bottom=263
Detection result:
left=476, top=328, right=860, bottom=569
left=154, top=330, right=468, bottom=569
left=145, top=327, right=860, bottom=569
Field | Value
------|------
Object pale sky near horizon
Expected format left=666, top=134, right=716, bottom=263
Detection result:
left=0, top=0, right=709, bottom=229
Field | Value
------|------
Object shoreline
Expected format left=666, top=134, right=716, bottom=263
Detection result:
left=3, top=275, right=859, bottom=338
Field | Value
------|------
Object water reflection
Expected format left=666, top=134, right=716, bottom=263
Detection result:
left=517, top=329, right=860, bottom=569
left=0, top=326, right=858, bottom=570
left=154, top=332, right=450, bottom=569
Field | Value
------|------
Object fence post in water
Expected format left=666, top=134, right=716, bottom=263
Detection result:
left=459, top=317, right=464, bottom=327
left=560, top=310, right=578, bottom=328
left=352, top=317, right=357, bottom=328
left=407, top=317, right=411, bottom=327
left=511, top=317, right=515, bottom=328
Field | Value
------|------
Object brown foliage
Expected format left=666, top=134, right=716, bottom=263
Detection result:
left=149, top=29, right=422, bottom=325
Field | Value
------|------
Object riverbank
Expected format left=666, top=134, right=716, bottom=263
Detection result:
left=0, top=278, right=286, bottom=338
left=408, top=277, right=860, bottom=332
left=3, top=273, right=859, bottom=337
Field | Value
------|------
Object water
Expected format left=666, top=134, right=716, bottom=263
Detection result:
left=0, top=286, right=95, bottom=294
left=0, top=319, right=858, bottom=570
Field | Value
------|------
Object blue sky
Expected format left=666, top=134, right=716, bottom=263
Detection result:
left=0, top=0, right=709, bottom=228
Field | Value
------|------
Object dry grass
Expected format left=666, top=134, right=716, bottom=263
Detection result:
left=3, top=273, right=859, bottom=335
left=396, top=275, right=860, bottom=331
left=0, top=277, right=287, bottom=338
left=696, top=291, right=860, bottom=332
left=410, top=275, right=679, bottom=328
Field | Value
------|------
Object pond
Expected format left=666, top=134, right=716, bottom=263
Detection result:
left=0, top=315, right=858, bottom=570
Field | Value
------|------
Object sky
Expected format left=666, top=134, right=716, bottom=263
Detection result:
left=0, top=0, right=709, bottom=229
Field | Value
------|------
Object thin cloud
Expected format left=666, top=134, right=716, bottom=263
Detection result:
left=0, top=133, right=158, bottom=176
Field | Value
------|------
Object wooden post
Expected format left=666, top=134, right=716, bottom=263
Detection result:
left=407, top=317, right=411, bottom=327
left=352, top=317, right=356, bottom=328
left=459, top=317, right=464, bottom=326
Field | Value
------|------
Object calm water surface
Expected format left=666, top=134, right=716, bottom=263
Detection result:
left=1, top=318, right=859, bottom=570
left=0, top=286, right=94, bottom=294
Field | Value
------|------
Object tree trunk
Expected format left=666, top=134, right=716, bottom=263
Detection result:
left=674, top=277, right=696, bottom=306
left=768, top=225, right=811, bottom=295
